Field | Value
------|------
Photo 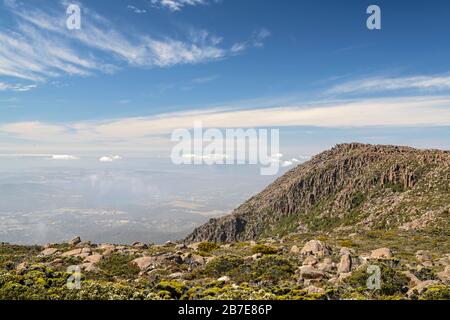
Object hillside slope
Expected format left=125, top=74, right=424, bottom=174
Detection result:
left=185, top=143, right=450, bottom=243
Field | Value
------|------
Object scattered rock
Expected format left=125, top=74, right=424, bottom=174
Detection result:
left=300, top=240, right=332, bottom=257
left=437, top=255, right=450, bottom=266
left=187, top=242, right=201, bottom=250
left=175, top=244, right=187, bottom=250
left=48, top=259, right=64, bottom=267
left=15, top=262, right=29, bottom=274
left=290, top=245, right=300, bottom=254
left=317, top=260, right=334, bottom=273
left=181, top=253, right=207, bottom=266
left=81, top=262, right=98, bottom=272
left=40, top=248, right=59, bottom=256
left=132, top=242, right=148, bottom=249
left=340, top=247, right=355, bottom=256
left=168, top=272, right=184, bottom=279
left=61, top=248, right=82, bottom=257
left=407, top=280, right=440, bottom=297
left=251, top=253, right=263, bottom=260
left=84, top=254, right=102, bottom=264
left=102, top=249, right=115, bottom=257
left=403, top=271, right=422, bottom=287
left=302, top=256, right=318, bottom=266
left=76, top=241, right=91, bottom=248
left=338, top=272, right=352, bottom=282
left=338, top=254, right=352, bottom=273
left=166, top=253, right=183, bottom=265
left=370, top=248, right=393, bottom=259
left=99, top=244, right=116, bottom=251
left=415, top=250, right=432, bottom=264
left=305, top=285, right=325, bottom=294
left=81, top=247, right=92, bottom=254
left=217, top=276, right=231, bottom=282
left=437, top=266, right=450, bottom=283
left=132, top=257, right=156, bottom=271
left=69, top=236, right=81, bottom=246
left=299, top=266, right=327, bottom=279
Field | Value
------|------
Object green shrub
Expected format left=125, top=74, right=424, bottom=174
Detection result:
left=156, top=281, right=187, bottom=299
left=338, top=240, right=356, bottom=248
left=203, top=255, right=244, bottom=278
left=345, top=263, right=408, bottom=296
left=385, top=182, right=405, bottom=193
left=351, top=192, right=366, bottom=209
left=412, top=267, right=438, bottom=281
left=419, top=285, right=450, bottom=300
left=197, top=242, right=220, bottom=253
left=252, top=255, right=295, bottom=282
left=97, top=254, right=140, bottom=280
left=251, top=244, right=278, bottom=255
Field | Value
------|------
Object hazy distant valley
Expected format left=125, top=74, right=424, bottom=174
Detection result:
left=0, top=157, right=277, bottom=244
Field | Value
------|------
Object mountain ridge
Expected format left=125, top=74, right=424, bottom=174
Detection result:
left=185, top=143, right=450, bottom=243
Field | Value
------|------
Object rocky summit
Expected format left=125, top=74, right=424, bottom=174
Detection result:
left=185, top=143, right=450, bottom=243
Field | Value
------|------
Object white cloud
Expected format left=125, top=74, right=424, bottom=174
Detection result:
left=281, top=160, right=293, bottom=167
left=328, top=74, right=450, bottom=95
left=253, top=28, right=271, bottom=48
left=127, top=5, right=147, bottom=14
left=230, top=43, right=247, bottom=53
left=230, top=28, right=271, bottom=54
left=271, top=153, right=283, bottom=159
left=2, top=96, right=449, bottom=152
left=0, top=153, right=78, bottom=160
left=0, top=82, right=37, bottom=92
left=99, top=155, right=123, bottom=162
left=276, top=155, right=309, bottom=168
left=191, top=75, right=219, bottom=84
left=292, top=155, right=311, bottom=163
left=150, top=0, right=209, bottom=12
left=144, top=37, right=226, bottom=67
left=51, top=154, right=79, bottom=160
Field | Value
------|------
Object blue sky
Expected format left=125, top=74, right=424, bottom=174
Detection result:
left=1, top=0, right=450, bottom=157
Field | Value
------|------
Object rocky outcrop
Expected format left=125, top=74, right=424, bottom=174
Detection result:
left=185, top=143, right=450, bottom=243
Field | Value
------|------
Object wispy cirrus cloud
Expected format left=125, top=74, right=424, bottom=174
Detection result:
left=0, top=0, right=263, bottom=91
left=231, top=28, right=271, bottom=53
left=126, top=5, right=147, bottom=14
left=0, top=82, right=37, bottom=92
left=150, top=0, right=211, bottom=12
left=191, top=75, right=219, bottom=84
left=327, top=74, right=450, bottom=95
